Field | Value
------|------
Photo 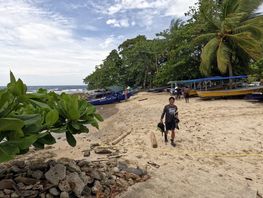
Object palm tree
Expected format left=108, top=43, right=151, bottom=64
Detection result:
left=196, top=0, right=263, bottom=76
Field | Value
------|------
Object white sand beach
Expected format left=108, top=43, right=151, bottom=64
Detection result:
left=20, top=92, right=263, bottom=198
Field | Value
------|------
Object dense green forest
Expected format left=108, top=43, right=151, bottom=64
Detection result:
left=84, top=0, right=263, bottom=90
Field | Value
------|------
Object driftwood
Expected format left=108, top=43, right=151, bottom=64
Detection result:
left=150, top=132, right=158, bottom=148
left=138, top=98, right=148, bottom=101
left=111, top=131, right=132, bottom=145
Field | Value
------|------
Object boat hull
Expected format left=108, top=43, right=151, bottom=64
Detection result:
left=197, top=86, right=263, bottom=98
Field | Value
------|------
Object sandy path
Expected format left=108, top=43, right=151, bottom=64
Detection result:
left=19, top=92, right=263, bottom=198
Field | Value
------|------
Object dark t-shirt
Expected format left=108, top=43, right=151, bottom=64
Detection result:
left=161, top=104, right=178, bottom=123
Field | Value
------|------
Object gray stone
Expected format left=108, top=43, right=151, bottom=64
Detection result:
left=117, top=162, right=128, bottom=171
left=80, top=172, right=93, bottom=185
left=10, top=192, right=19, bottom=198
left=45, top=164, right=66, bottom=185
left=31, top=170, right=43, bottom=180
left=77, top=160, right=90, bottom=167
left=94, top=148, right=112, bottom=154
left=60, top=191, right=69, bottom=198
left=125, top=167, right=146, bottom=176
left=0, top=191, right=4, bottom=198
left=39, top=193, right=45, bottom=198
left=46, top=193, right=54, bottom=198
left=0, top=179, right=15, bottom=189
left=83, top=150, right=90, bottom=157
left=10, top=166, right=23, bottom=173
left=91, top=170, right=101, bottom=180
left=113, top=167, right=119, bottom=173
left=4, top=189, right=12, bottom=195
left=11, top=161, right=25, bottom=169
left=91, top=181, right=102, bottom=194
left=21, top=190, right=38, bottom=197
left=49, top=187, right=60, bottom=196
left=66, top=172, right=85, bottom=197
left=82, top=186, right=91, bottom=196
left=58, top=180, right=71, bottom=192
left=14, top=176, right=38, bottom=185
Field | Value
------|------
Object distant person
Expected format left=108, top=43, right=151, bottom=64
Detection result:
left=176, top=87, right=181, bottom=100
left=183, top=87, right=190, bottom=103
left=160, top=97, right=179, bottom=147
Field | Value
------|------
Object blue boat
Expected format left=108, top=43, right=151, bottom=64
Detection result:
left=245, top=92, right=263, bottom=101
left=88, top=92, right=132, bottom=105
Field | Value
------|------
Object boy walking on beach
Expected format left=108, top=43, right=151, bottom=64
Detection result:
left=160, top=97, right=179, bottom=147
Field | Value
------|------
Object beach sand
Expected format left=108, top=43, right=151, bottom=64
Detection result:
left=20, top=92, right=263, bottom=198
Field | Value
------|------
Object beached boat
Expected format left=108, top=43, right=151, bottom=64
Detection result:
left=197, top=86, right=263, bottom=98
left=89, top=92, right=132, bottom=105
left=245, top=92, right=263, bottom=101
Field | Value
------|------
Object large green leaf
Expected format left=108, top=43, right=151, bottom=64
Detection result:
left=200, top=38, right=219, bottom=75
left=217, top=41, right=232, bottom=74
left=0, top=118, right=24, bottom=133
left=10, top=71, right=16, bottom=83
left=45, top=110, right=59, bottom=127
left=94, top=113, right=104, bottom=122
left=66, top=131, right=76, bottom=147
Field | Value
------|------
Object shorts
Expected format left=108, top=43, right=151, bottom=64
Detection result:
left=165, top=121, right=176, bottom=131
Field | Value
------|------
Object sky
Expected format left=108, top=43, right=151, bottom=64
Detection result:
left=0, top=0, right=197, bottom=85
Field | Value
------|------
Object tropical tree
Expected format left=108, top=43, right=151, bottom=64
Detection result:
left=196, top=0, right=263, bottom=76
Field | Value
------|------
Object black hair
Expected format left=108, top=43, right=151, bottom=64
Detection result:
left=169, top=97, right=175, bottom=101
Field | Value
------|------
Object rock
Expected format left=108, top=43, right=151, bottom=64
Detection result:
left=49, top=187, right=60, bottom=196
left=39, top=193, right=45, bottom=198
left=0, top=179, right=15, bottom=189
left=31, top=170, right=43, bottom=180
left=17, top=182, right=25, bottom=190
left=4, top=189, right=13, bottom=195
left=46, top=193, right=54, bottom=198
left=10, top=192, right=19, bottom=198
left=58, top=180, right=71, bottom=192
left=14, top=176, right=38, bottom=185
left=125, top=167, right=146, bottom=176
left=82, top=186, right=91, bottom=196
left=45, top=164, right=66, bottom=185
left=90, top=170, right=101, bottom=180
left=117, top=161, right=128, bottom=171
left=11, top=161, right=25, bottom=169
left=32, top=183, right=44, bottom=191
left=0, top=191, right=4, bottom=198
left=77, top=160, right=90, bottom=167
left=67, top=162, right=81, bottom=173
left=21, top=190, right=38, bottom=197
left=29, top=161, right=48, bottom=171
left=80, top=172, right=93, bottom=185
left=94, top=148, right=112, bottom=154
left=91, top=181, right=102, bottom=194
left=60, top=192, right=69, bottom=198
left=66, top=172, right=85, bottom=197
left=128, top=178, right=134, bottom=186
left=142, top=175, right=151, bottom=181
left=24, top=185, right=33, bottom=190
left=113, top=167, right=119, bottom=173
left=124, top=172, right=140, bottom=181
left=10, top=166, right=23, bottom=173
left=83, top=150, right=91, bottom=157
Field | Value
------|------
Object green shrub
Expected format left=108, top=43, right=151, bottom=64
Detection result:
left=0, top=72, right=103, bottom=163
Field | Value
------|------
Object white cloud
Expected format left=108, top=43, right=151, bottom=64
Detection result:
left=0, top=0, right=111, bottom=85
left=106, top=18, right=130, bottom=27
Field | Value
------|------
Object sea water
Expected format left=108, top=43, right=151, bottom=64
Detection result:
left=0, top=85, right=87, bottom=94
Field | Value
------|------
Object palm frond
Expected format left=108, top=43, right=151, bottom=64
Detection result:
left=217, top=40, right=232, bottom=74
left=233, top=24, right=263, bottom=40
left=242, top=15, right=263, bottom=28
left=228, top=32, right=263, bottom=60
left=238, top=0, right=263, bottom=14
left=193, top=33, right=217, bottom=44
left=222, top=0, right=239, bottom=19
left=200, top=38, right=219, bottom=75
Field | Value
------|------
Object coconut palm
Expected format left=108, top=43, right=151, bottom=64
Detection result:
left=196, top=0, right=263, bottom=76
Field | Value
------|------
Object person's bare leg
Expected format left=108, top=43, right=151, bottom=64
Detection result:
left=171, top=130, right=176, bottom=147
left=164, top=131, right=168, bottom=143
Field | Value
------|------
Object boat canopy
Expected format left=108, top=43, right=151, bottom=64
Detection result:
left=168, top=75, right=247, bottom=85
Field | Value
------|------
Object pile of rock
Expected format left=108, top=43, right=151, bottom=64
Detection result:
left=0, top=158, right=149, bottom=198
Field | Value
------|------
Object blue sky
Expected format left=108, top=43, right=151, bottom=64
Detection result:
left=0, top=0, right=197, bottom=85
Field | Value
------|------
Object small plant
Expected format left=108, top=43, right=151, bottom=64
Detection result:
left=0, top=72, right=103, bottom=163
